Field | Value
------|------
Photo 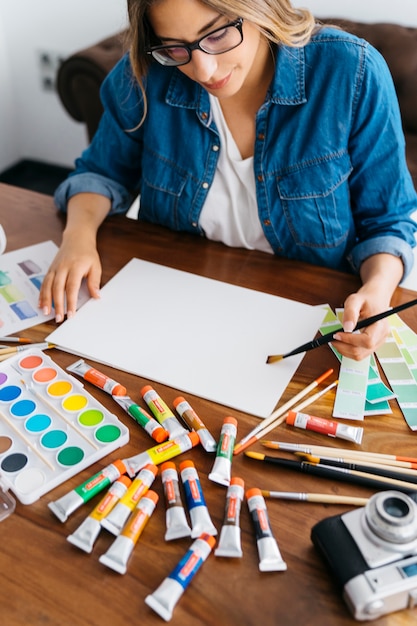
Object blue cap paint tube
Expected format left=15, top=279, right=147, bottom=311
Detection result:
left=246, top=487, right=287, bottom=572
left=145, top=532, right=216, bottom=621
left=99, top=490, right=159, bottom=574
left=214, top=477, right=244, bottom=558
left=161, top=462, right=191, bottom=541
left=48, top=459, right=128, bottom=522
left=208, top=416, right=237, bottom=486
left=67, top=475, right=131, bottom=553
left=180, top=460, right=217, bottom=538
left=173, top=397, right=217, bottom=452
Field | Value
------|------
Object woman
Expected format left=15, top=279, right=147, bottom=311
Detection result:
left=40, top=0, right=417, bottom=359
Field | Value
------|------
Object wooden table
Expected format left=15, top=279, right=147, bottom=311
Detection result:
left=1, top=182, right=417, bottom=626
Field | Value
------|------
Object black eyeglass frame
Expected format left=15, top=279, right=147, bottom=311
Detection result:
left=146, top=17, right=244, bottom=67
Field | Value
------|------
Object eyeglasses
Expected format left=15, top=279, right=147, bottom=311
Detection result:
left=146, top=17, right=244, bottom=67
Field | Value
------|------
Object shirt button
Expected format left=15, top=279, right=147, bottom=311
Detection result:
left=257, top=174, right=263, bottom=182
left=201, top=112, right=208, bottom=120
left=192, top=222, right=198, bottom=227
left=202, top=182, right=209, bottom=189
left=263, top=219, right=271, bottom=226
left=258, top=133, right=265, bottom=140
left=212, top=145, right=219, bottom=151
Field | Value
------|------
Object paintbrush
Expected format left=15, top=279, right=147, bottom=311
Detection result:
left=0, top=336, right=32, bottom=344
left=261, top=441, right=417, bottom=468
left=0, top=342, right=55, bottom=356
left=260, top=490, right=368, bottom=506
left=266, top=297, right=417, bottom=363
left=233, top=368, right=334, bottom=455
left=244, top=451, right=417, bottom=493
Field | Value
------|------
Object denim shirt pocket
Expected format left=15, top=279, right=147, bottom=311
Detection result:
left=277, top=152, right=353, bottom=249
left=141, top=149, right=189, bottom=230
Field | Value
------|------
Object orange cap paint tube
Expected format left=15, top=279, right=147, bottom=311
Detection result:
left=141, top=385, right=188, bottom=439
left=145, top=532, right=216, bottom=621
left=67, top=359, right=127, bottom=396
left=67, top=475, right=131, bottom=553
left=180, top=460, right=217, bottom=538
left=99, top=490, right=159, bottom=574
left=208, top=416, right=237, bottom=486
left=161, top=462, right=191, bottom=540
left=124, top=430, right=200, bottom=477
left=48, top=459, right=127, bottom=523
left=101, top=463, right=158, bottom=535
left=113, top=395, right=168, bottom=443
left=286, top=410, right=364, bottom=444
left=173, top=396, right=217, bottom=452
left=246, top=487, right=287, bottom=572
left=215, top=477, right=244, bottom=558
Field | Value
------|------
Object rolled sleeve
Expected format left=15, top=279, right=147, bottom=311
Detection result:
left=347, top=235, right=415, bottom=283
left=54, top=172, right=134, bottom=215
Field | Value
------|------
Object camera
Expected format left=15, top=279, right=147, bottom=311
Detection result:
left=311, top=490, right=417, bottom=621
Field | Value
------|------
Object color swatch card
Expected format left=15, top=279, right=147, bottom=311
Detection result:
left=332, top=355, right=370, bottom=420
left=0, top=350, right=129, bottom=504
left=0, top=241, right=89, bottom=335
left=46, top=259, right=326, bottom=418
left=376, top=328, right=417, bottom=431
left=319, top=305, right=394, bottom=415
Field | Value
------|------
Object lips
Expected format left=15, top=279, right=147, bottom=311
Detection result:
left=203, top=71, right=232, bottom=90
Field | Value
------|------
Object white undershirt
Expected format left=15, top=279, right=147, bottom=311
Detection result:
left=199, top=95, right=273, bottom=254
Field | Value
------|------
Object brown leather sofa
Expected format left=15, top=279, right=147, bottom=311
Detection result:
left=56, top=19, right=417, bottom=188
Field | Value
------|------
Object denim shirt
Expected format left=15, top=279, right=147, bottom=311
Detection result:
left=55, top=27, right=417, bottom=277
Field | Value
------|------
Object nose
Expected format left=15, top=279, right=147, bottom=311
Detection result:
left=189, top=50, right=218, bottom=83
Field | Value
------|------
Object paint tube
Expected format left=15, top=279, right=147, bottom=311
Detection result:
left=286, top=410, right=364, bottom=444
left=180, top=460, right=217, bottom=537
left=246, top=487, right=287, bottom=572
left=67, top=359, right=127, bottom=396
left=123, top=431, right=200, bottom=477
left=67, top=475, right=131, bottom=553
left=145, top=533, right=216, bottom=621
left=141, top=385, right=188, bottom=439
left=161, top=462, right=191, bottom=541
left=48, top=459, right=127, bottom=522
left=173, top=396, right=217, bottom=452
left=208, top=417, right=237, bottom=486
left=101, top=463, right=158, bottom=535
left=113, top=395, right=168, bottom=443
left=215, top=477, right=244, bottom=558
left=99, top=490, right=159, bottom=574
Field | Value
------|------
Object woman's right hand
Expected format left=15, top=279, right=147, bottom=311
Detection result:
left=39, top=192, right=111, bottom=322
left=39, top=232, right=102, bottom=323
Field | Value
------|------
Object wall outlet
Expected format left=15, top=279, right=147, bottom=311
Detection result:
left=38, top=50, right=66, bottom=92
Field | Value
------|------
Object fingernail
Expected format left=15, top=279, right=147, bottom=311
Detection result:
left=343, top=321, right=355, bottom=333
left=55, top=314, right=62, bottom=323
left=66, top=311, right=74, bottom=320
left=42, top=306, right=49, bottom=316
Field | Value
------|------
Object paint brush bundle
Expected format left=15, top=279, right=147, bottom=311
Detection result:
left=0, top=349, right=129, bottom=506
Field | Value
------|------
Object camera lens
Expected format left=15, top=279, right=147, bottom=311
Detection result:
left=365, top=491, right=417, bottom=545
left=383, top=496, right=410, bottom=518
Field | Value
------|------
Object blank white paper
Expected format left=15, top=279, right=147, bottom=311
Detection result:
left=47, top=259, right=325, bottom=418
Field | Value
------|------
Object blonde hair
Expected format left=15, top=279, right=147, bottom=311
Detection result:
left=126, top=0, right=316, bottom=122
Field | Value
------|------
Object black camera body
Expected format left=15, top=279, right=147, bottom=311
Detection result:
left=311, top=490, right=417, bottom=621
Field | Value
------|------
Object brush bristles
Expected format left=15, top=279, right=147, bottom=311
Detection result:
left=266, top=354, right=284, bottom=364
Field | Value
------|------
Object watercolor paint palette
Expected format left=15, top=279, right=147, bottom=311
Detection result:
left=0, top=350, right=129, bottom=506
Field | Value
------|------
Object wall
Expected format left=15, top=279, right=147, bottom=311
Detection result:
left=0, top=0, right=127, bottom=171
left=0, top=0, right=416, bottom=171
left=0, top=13, right=18, bottom=172
left=293, top=0, right=417, bottom=26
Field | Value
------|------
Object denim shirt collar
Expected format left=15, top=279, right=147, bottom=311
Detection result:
left=164, top=43, right=307, bottom=117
